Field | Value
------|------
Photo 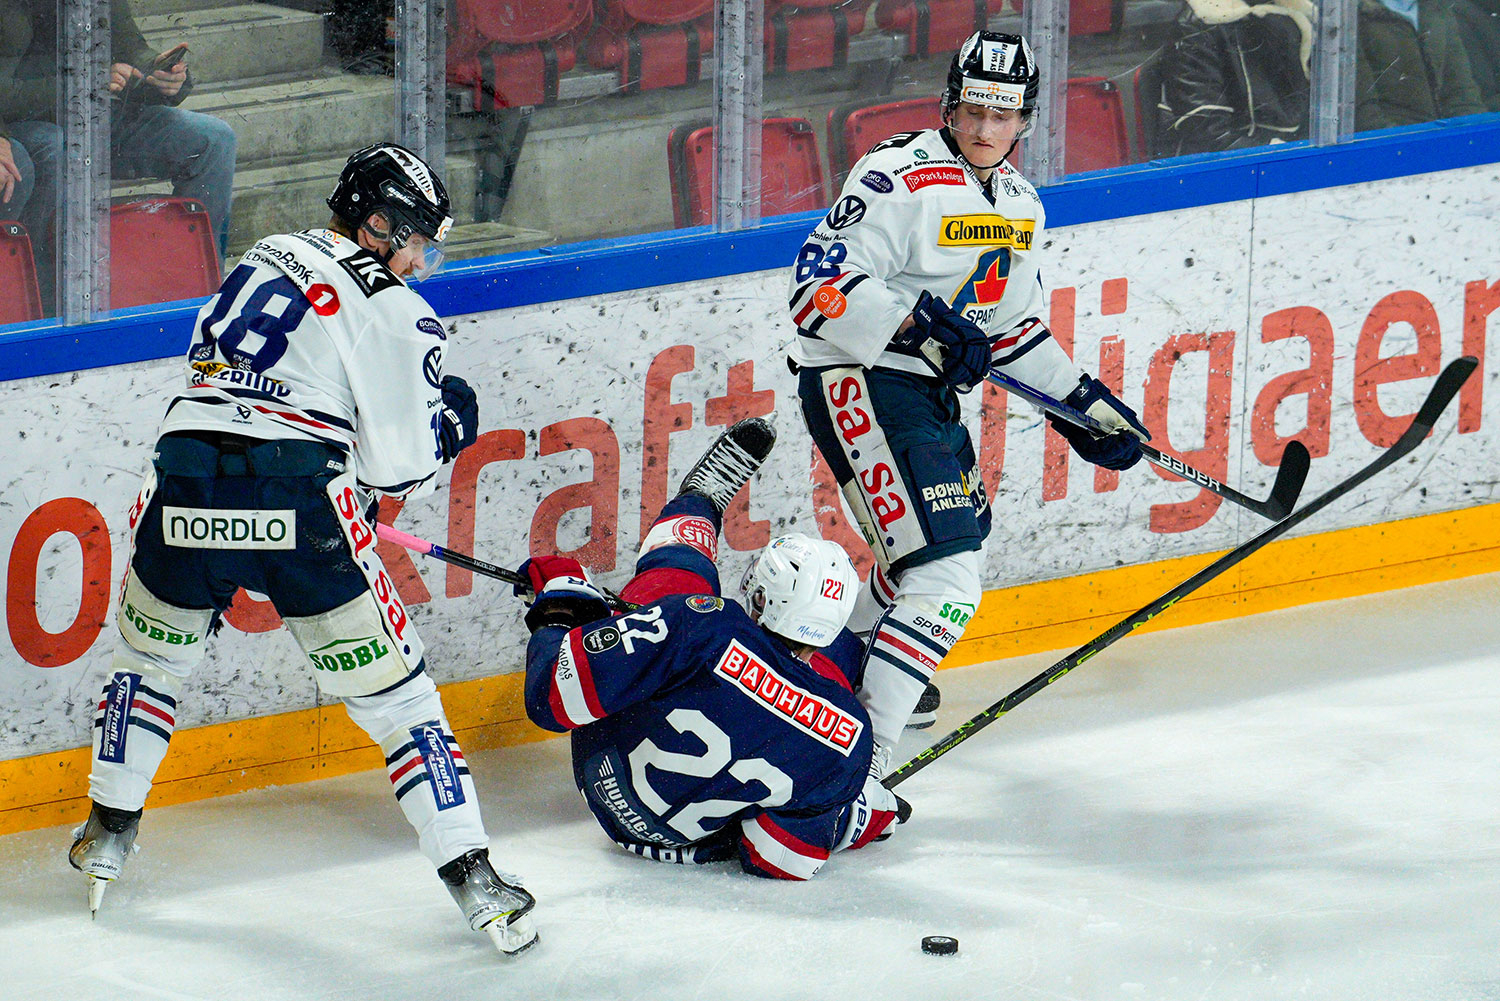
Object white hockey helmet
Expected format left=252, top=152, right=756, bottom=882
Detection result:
left=739, top=534, right=859, bottom=649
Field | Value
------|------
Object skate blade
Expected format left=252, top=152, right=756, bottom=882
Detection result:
left=87, top=876, right=109, bottom=917
left=484, top=913, right=539, bottom=956
left=905, top=711, right=937, bottom=730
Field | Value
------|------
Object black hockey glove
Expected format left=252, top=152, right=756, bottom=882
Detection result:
left=1047, top=375, right=1151, bottom=471
left=515, top=555, right=612, bottom=633
left=890, top=291, right=991, bottom=392
left=437, top=375, right=479, bottom=463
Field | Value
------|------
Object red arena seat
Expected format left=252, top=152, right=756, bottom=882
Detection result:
left=1071, top=0, right=1124, bottom=36
left=1066, top=75, right=1131, bottom=172
left=874, top=0, right=1007, bottom=58
left=826, top=95, right=941, bottom=187
left=0, top=220, right=42, bottom=324
left=447, top=0, right=591, bottom=110
left=585, top=0, right=715, bottom=95
left=110, top=199, right=222, bottom=310
left=668, top=117, right=826, bottom=227
left=764, top=1, right=873, bottom=76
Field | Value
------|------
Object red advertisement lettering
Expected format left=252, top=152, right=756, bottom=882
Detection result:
left=7, top=498, right=111, bottom=668
left=859, top=463, right=894, bottom=494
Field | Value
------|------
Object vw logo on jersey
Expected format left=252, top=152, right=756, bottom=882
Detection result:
left=825, top=195, right=867, bottom=231
left=422, top=346, right=443, bottom=388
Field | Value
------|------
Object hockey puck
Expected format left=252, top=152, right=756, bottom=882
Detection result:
left=921, top=935, right=958, bottom=956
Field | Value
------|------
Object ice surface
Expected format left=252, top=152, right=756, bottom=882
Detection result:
left=5, top=574, right=1500, bottom=1001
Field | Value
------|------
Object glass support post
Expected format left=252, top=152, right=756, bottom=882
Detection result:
left=396, top=0, right=446, bottom=181
left=1021, top=0, right=1068, bottom=185
left=58, top=0, right=111, bottom=324
left=1310, top=0, right=1357, bottom=146
left=714, top=0, right=764, bottom=232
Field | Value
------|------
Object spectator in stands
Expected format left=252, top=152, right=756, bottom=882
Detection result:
left=1451, top=0, right=1500, bottom=111
left=328, top=0, right=393, bottom=76
left=1356, top=0, right=1487, bottom=130
left=1153, top=0, right=1318, bottom=157
left=0, top=0, right=237, bottom=313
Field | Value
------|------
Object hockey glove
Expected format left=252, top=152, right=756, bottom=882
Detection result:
left=437, top=375, right=479, bottom=463
left=890, top=291, right=991, bottom=392
left=1048, top=375, right=1151, bottom=471
left=515, top=555, right=612, bottom=633
left=835, top=774, right=913, bottom=851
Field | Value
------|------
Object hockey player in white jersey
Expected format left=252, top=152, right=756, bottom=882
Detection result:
left=789, top=32, right=1151, bottom=777
left=68, top=144, right=538, bottom=955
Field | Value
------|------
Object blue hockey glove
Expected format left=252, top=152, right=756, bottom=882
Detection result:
left=437, top=375, right=479, bottom=463
left=890, top=291, right=991, bottom=392
left=516, top=555, right=612, bottom=633
left=1048, top=375, right=1151, bottom=471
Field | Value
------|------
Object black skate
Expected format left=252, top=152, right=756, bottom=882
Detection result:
left=68, top=802, right=142, bottom=917
left=677, top=417, right=777, bottom=514
left=906, top=681, right=941, bottom=730
left=439, top=848, right=538, bottom=956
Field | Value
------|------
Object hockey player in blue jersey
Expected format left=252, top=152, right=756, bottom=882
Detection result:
left=520, top=419, right=909, bottom=878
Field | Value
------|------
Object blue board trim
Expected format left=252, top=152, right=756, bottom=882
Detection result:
left=4, top=115, right=1498, bottom=383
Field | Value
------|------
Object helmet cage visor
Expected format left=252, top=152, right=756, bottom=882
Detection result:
left=376, top=180, right=453, bottom=281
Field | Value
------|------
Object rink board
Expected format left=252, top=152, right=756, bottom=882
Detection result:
left=1, top=157, right=1498, bottom=833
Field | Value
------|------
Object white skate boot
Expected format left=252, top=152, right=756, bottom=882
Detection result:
left=438, top=848, right=538, bottom=956
left=68, top=802, right=141, bottom=917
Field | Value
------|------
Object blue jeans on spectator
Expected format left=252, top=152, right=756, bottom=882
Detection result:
left=5, top=106, right=236, bottom=314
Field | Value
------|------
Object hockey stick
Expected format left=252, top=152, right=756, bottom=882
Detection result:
left=374, top=523, right=639, bottom=612
left=987, top=370, right=1312, bottom=521
left=885, top=356, right=1478, bottom=790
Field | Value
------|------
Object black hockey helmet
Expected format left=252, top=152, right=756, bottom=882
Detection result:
left=941, top=30, right=1040, bottom=135
left=327, top=143, right=454, bottom=279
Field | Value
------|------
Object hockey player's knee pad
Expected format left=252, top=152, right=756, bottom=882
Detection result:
left=342, top=670, right=445, bottom=748
left=283, top=591, right=423, bottom=698
left=889, top=548, right=984, bottom=641
left=114, top=571, right=213, bottom=680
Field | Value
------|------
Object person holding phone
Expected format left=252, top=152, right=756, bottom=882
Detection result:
left=0, top=1, right=237, bottom=314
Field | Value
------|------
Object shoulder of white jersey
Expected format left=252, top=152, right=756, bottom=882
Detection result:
left=256, top=230, right=445, bottom=338
left=252, top=228, right=409, bottom=302
left=993, top=160, right=1046, bottom=215
left=844, top=128, right=964, bottom=199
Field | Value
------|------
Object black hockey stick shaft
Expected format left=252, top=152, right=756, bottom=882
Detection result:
left=886, top=356, right=1478, bottom=790
left=375, top=524, right=639, bottom=612
left=987, top=370, right=1312, bottom=521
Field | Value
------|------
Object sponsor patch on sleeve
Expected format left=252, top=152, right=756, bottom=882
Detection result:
left=416, top=316, right=447, bottom=340
left=902, top=166, right=966, bottom=192
left=859, top=170, right=893, bottom=194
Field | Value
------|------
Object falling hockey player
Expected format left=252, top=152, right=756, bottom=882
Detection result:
left=68, top=144, right=538, bottom=955
left=518, top=419, right=910, bottom=877
left=788, top=31, right=1152, bottom=780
